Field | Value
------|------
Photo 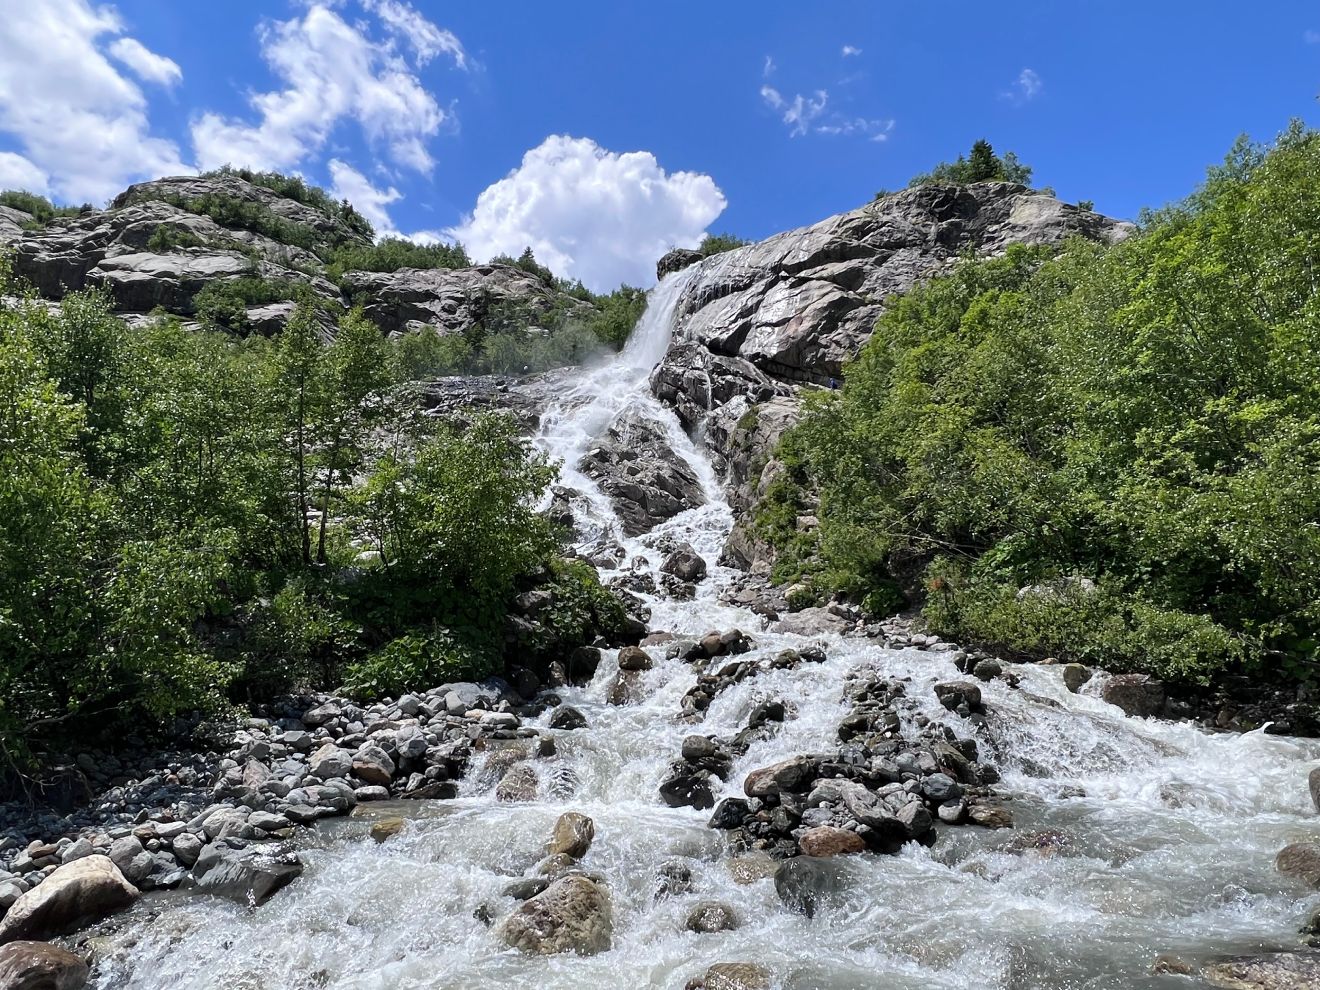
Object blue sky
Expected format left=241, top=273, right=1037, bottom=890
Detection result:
left=1, top=1, right=1318, bottom=290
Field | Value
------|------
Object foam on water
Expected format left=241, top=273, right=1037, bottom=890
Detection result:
left=93, top=273, right=1320, bottom=990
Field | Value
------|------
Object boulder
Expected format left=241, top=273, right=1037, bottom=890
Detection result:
left=0, top=941, right=89, bottom=990
left=308, top=743, right=353, bottom=779
left=1310, top=767, right=1320, bottom=815
left=798, top=826, right=866, bottom=858
left=685, top=900, right=739, bottom=934
left=701, top=963, right=772, bottom=990
left=616, top=646, right=653, bottom=672
left=0, top=856, right=138, bottom=943
left=495, top=764, right=539, bottom=802
left=1276, top=843, right=1320, bottom=888
left=774, top=856, right=849, bottom=918
left=934, top=681, right=982, bottom=713
left=1062, top=663, right=1093, bottom=693
left=1202, top=952, right=1320, bottom=989
left=743, top=756, right=818, bottom=798
left=774, top=607, right=851, bottom=636
left=498, top=876, right=613, bottom=956
left=1101, top=673, right=1165, bottom=717
left=194, top=843, right=303, bottom=905
left=549, top=706, right=588, bottom=730
left=656, top=248, right=702, bottom=280
left=660, top=544, right=707, bottom=584
left=351, top=743, right=395, bottom=788
left=370, top=819, right=405, bottom=843
left=547, top=813, right=595, bottom=859
left=579, top=411, right=706, bottom=537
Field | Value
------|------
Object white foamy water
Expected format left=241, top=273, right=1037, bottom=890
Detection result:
left=93, top=274, right=1320, bottom=989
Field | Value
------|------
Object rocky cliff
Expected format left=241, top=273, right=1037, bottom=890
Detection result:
left=649, top=181, right=1134, bottom=570
left=0, top=173, right=587, bottom=339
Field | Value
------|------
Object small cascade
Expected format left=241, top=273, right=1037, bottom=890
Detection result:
left=91, top=276, right=1320, bottom=990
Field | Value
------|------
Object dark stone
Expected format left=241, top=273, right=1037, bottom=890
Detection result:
left=773, top=856, right=850, bottom=918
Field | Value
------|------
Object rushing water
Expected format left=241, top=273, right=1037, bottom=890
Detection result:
left=94, top=274, right=1320, bottom=989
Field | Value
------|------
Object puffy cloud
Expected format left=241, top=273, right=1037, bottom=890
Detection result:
left=1003, top=67, right=1043, bottom=104
left=0, top=0, right=189, bottom=203
left=449, top=135, right=726, bottom=292
left=841, top=45, right=863, bottom=57
left=328, top=159, right=401, bottom=236
left=191, top=3, right=458, bottom=174
left=364, top=0, right=468, bottom=68
left=0, top=151, right=50, bottom=194
left=109, top=37, right=182, bottom=87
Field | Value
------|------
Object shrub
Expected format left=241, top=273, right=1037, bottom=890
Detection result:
left=769, top=123, right=1320, bottom=686
left=698, top=233, right=750, bottom=257
left=909, top=139, right=1034, bottom=187
left=343, top=626, right=489, bottom=700
left=147, top=224, right=204, bottom=252
left=193, top=276, right=299, bottom=331
left=327, top=237, right=470, bottom=281
left=0, top=190, right=92, bottom=226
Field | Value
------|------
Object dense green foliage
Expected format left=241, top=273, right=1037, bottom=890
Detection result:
left=908, top=139, right=1034, bottom=188
left=0, top=190, right=92, bottom=226
left=146, top=224, right=205, bottom=252
left=0, top=262, right=601, bottom=759
left=193, top=276, right=301, bottom=332
left=698, top=233, right=750, bottom=256
left=325, top=236, right=471, bottom=282
left=202, top=167, right=375, bottom=241
left=766, top=125, right=1320, bottom=685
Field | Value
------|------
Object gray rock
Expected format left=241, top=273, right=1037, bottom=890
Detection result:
left=660, top=544, right=707, bottom=583
left=774, top=856, right=850, bottom=918
left=194, top=844, right=303, bottom=906
left=0, top=940, right=90, bottom=989
left=1202, top=952, right=1320, bottom=990
left=0, top=856, right=138, bottom=942
left=498, top=875, right=612, bottom=956
left=1101, top=674, right=1165, bottom=717
left=170, top=832, right=203, bottom=868
left=308, top=743, right=352, bottom=779
left=546, top=813, right=594, bottom=859
left=685, top=900, right=739, bottom=933
left=351, top=743, right=395, bottom=788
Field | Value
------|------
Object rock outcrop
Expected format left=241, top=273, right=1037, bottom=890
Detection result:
left=650, top=181, right=1132, bottom=566
left=0, top=856, right=137, bottom=943
left=579, top=410, right=705, bottom=536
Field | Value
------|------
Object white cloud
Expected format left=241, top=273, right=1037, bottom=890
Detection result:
left=191, top=3, right=458, bottom=174
left=0, top=151, right=50, bottom=194
left=448, top=135, right=726, bottom=292
left=816, top=116, right=895, bottom=142
left=328, top=158, right=401, bottom=236
left=109, top=36, right=182, bottom=87
left=0, top=0, right=189, bottom=203
left=761, top=86, right=829, bottom=137
left=842, top=45, right=862, bottom=57
left=363, top=0, right=467, bottom=68
left=763, top=55, right=776, bottom=77
left=1306, top=29, right=1320, bottom=43
left=1003, top=67, right=1043, bottom=104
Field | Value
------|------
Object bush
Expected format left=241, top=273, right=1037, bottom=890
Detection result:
left=0, top=190, right=92, bottom=226
left=343, top=626, right=489, bottom=700
left=327, top=237, right=470, bottom=281
left=698, top=233, right=750, bottom=257
left=203, top=167, right=375, bottom=241
left=147, top=224, right=204, bottom=252
left=193, top=276, right=299, bottom=331
left=769, top=123, right=1320, bottom=685
left=909, top=139, right=1033, bottom=187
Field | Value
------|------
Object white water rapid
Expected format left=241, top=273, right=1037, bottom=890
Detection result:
left=93, top=274, right=1320, bottom=989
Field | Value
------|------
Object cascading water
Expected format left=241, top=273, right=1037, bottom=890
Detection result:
left=92, top=274, right=1320, bottom=990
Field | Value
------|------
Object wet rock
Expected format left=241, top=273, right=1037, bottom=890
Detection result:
left=1062, top=663, right=1093, bottom=693
left=351, top=744, right=395, bottom=788
left=606, top=670, right=641, bottom=706
left=685, top=900, right=739, bottom=933
left=495, top=764, right=539, bottom=803
left=547, top=812, right=595, bottom=859
left=774, top=856, right=849, bottom=918
left=549, top=706, right=588, bottom=730
left=659, top=765, right=714, bottom=811
left=708, top=798, right=751, bottom=830
left=657, top=248, right=702, bottom=279
left=0, top=940, right=90, bottom=989
left=701, top=963, right=772, bottom=990
left=498, top=875, right=613, bottom=956
left=369, top=819, right=405, bottom=843
left=967, top=802, right=1015, bottom=829
left=655, top=861, right=693, bottom=898
left=726, top=854, right=778, bottom=885
left=798, top=826, right=865, bottom=858
left=1101, top=673, right=1165, bottom=717
left=616, top=646, right=653, bottom=672
left=1202, top=952, right=1320, bottom=989
left=1151, top=953, right=1197, bottom=975
left=580, top=411, right=706, bottom=537
left=661, top=544, right=707, bottom=584
left=1309, top=767, right=1320, bottom=814
left=972, top=659, right=1003, bottom=681
left=503, top=877, right=551, bottom=900
left=743, top=756, right=818, bottom=798
left=933, top=681, right=983, bottom=714
left=1276, top=843, right=1320, bottom=887
left=0, top=856, right=138, bottom=943
left=774, top=607, right=851, bottom=636
left=194, top=843, right=303, bottom=905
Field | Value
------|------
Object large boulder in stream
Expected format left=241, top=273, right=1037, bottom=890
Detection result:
left=0, top=856, right=137, bottom=943
left=579, top=410, right=705, bottom=536
left=1202, top=952, right=1320, bottom=989
left=1101, top=674, right=1166, bottom=717
left=498, top=875, right=613, bottom=955
left=0, top=941, right=89, bottom=990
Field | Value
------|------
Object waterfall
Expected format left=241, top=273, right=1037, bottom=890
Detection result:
left=90, top=279, right=1320, bottom=990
